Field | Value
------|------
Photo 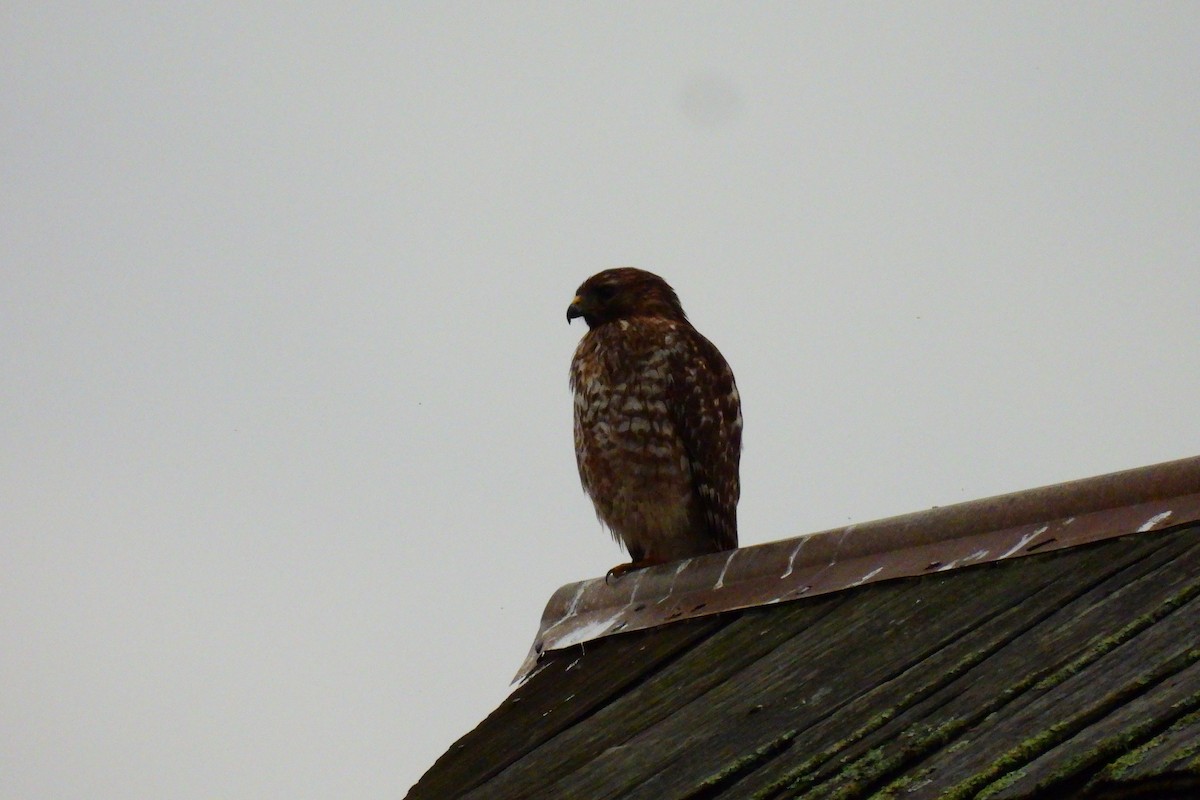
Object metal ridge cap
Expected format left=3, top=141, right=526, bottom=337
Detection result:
left=772, top=453, right=1200, bottom=564
left=732, top=456, right=1196, bottom=592
left=514, top=455, right=1200, bottom=683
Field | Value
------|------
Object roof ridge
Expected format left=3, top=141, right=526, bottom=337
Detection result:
left=515, top=455, right=1200, bottom=683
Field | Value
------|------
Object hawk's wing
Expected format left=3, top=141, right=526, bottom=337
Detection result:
left=668, top=326, right=742, bottom=551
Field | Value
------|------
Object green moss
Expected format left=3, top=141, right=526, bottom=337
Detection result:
left=758, top=551, right=1200, bottom=799
left=823, top=747, right=889, bottom=799
left=822, top=723, right=964, bottom=799
left=1034, top=579, right=1200, bottom=692
left=939, top=723, right=1070, bottom=800
left=945, top=737, right=973, bottom=754
left=878, top=765, right=933, bottom=797
left=974, top=767, right=1027, bottom=799
left=749, top=640, right=1003, bottom=799
left=1098, top=707, right=1200, bottom=780
left=749, top=627, right=1053, bottom=799
left=692, top=727, right=799, bottom=793
left=941, top=651, right=1200, bottom=799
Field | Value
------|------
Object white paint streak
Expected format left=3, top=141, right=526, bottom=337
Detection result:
left=939, top=549, right=992, bottom=571
left=554, top=614, right=624, bottom=649
left=1000, top=525, right=1049, bottom=559
left=515, top=662, right=550, bottom=688
left=627, top=569, right=648, bottom=603
left=713, top=549, right=738, bottom=589
left=565, top=581, right=588, bottom=616
left=781, top=538, right=807, bottom=579
left=851, top=566, right=884, bottom=586
left=1138, top=510, right=1173, bottom=532
left=832, top=524, right=855, bottom=562
left=657, top=558, right=693, bottom=603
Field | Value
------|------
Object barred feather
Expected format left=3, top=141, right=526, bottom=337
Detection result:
left=568, top=268, right=741, bottom=564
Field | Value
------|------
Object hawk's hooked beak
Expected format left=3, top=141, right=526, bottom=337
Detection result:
left=566, top=295, right=584, bottom=324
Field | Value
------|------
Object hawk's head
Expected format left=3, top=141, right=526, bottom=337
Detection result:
left=567, top=268, right=688, bottom=328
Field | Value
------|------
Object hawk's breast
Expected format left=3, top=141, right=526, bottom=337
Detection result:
left=570, top=319, right=697, bottom=558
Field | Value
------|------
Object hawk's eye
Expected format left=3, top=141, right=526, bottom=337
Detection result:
left=593, top=284, right=617, bottom=302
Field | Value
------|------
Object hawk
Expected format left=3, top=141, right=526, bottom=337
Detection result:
left=567, top=268, right=742, bottom=579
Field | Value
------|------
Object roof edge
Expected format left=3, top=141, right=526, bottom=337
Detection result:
left=516, top=455, right=1200, bottom=683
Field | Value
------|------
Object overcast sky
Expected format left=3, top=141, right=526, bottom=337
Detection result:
left=3, top=4, right=1199, bottom=798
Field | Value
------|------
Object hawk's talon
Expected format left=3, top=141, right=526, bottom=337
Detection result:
left=605, top=558, right=665, bottom=585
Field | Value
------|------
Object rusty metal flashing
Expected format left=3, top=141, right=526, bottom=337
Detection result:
left=516, top=455, right=1200, bottom=683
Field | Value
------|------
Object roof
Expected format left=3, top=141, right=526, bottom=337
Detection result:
left=407, top=457, right=1200, bottom=799
left=515, top=456, right=1200, bottom=683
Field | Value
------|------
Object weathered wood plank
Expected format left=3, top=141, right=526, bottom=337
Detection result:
left=721, top=527, right=1186, bottom=800
left=886, top=535, right=1200, bottom=799
left=407, top=614, right=731, bottom=800
left=984, top=659, right=1200, bottom=798
left=552, top=532, right=1185, bottom=799
left=1083, top=708, right=1200, bottom=793
left=407, top=525, right=1200, bottom=800
left=458, top=591, right=852, bottom=799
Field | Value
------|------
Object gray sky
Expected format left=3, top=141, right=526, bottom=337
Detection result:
left=3, top=4, right=1198, bottom=797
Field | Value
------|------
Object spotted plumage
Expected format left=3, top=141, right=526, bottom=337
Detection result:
left=567, top=268, right=742, bottom=577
